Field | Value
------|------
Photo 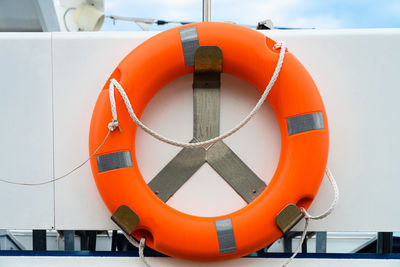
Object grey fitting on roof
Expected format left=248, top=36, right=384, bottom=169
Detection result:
left=257, top=19, right=274, bottom=30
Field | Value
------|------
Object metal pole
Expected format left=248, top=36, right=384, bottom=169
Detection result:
left=32, top=230, right=47, bottom=250
left=377, top=232, right=393, bottom=254
left=202, top=0, right=211, bottom=22
left=316, top=232, right=327, bottom=253
left=111, top=230, right=118, bottom=251
left=64, top=230, right=75, bottom=251
left=283, top=234, right=293, bottom=253
left=301, top=235, right=308, bottom=253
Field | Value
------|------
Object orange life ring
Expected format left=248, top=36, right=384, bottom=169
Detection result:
left=89, top=22, right=329, bottom=261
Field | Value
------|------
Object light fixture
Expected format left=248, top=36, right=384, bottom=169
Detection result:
left=74, top=3, right=104, bottom=31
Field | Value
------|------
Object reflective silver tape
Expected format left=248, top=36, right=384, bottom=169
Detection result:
left=215, top=218, right=237, bottom=254
left=287, top=112, right=324, bottom=135
left=179, top=27, right=199, bottom=66
left=96, top=151, right=133, bottom=173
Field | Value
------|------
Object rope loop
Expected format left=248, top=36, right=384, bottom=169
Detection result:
left=107, top=41, right=287, bottom=148
left=283, top=166, right=339, bottom=267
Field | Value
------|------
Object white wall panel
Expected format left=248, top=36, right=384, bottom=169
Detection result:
left=270, top=29, right=400, bottom=232
left=52, top=32, right=157, bottom=230
left=0, top=33, right=54, bottom=229
left=1, top=29, right=400, bottom=232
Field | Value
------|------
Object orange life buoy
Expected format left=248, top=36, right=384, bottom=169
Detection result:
left=89, top=22, right=329, bottom=261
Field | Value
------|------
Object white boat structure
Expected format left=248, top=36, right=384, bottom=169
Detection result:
left=0, top=0, right=400, bottom=266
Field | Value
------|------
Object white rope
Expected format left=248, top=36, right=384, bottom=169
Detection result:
left=0, top=130, right=111, bottom=186
left=282, top=166, right=339, bottom=267
left=123, top=232, right=150, bottom=267
left=107, top=42, right=287, bottom=148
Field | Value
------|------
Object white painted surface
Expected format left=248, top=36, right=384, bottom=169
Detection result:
left=0, top=33, right=54, bottom=229
left=0, top=256, right=399, bottom=267
left=52, top=32, right=155, bottom=230
left=0, top=29, right=400, bottom=232
left=273, top=29, right=400, bottom=232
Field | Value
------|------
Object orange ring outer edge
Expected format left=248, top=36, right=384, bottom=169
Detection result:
left=88, top=22, right=329, bottom=261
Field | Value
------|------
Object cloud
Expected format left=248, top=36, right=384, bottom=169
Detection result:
left=211, top=0, right=345, bottom=28
left=291, top=14, right=344, bottom=29
left=101, top=0, right=400, bottom=30
left=104, top=0, right=125, bottom=11
left=383, top=0, right=400, bottom=16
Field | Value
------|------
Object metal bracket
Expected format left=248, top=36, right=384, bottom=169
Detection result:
left=193, top=46, right=222, bottom=90
left=148, top=46, right=266, bottom=204
left=276, top=204, right=305, bottom=234
left=207, top=141, right=266, bottom=203
left=147, top=138, right=206, bottom=202
left=111, top=205, right=140, bottom=235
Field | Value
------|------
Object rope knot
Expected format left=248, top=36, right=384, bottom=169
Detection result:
left=108, top=119, right=119, bottom=131
left=300, top=207, right=311, bottom=219
left=273, top=41, right=285, bottom=50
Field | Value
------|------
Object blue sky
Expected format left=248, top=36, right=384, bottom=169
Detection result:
left=101, top=0, right=400, bottom=31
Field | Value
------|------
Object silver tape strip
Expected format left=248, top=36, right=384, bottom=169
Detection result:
left=179, top=27, right=199, bottom=66
left=215, top=218, right=237, bottom=254
left=96, top=151, right=133, bottom=173
left=287, top=112, right=324, bottom=135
